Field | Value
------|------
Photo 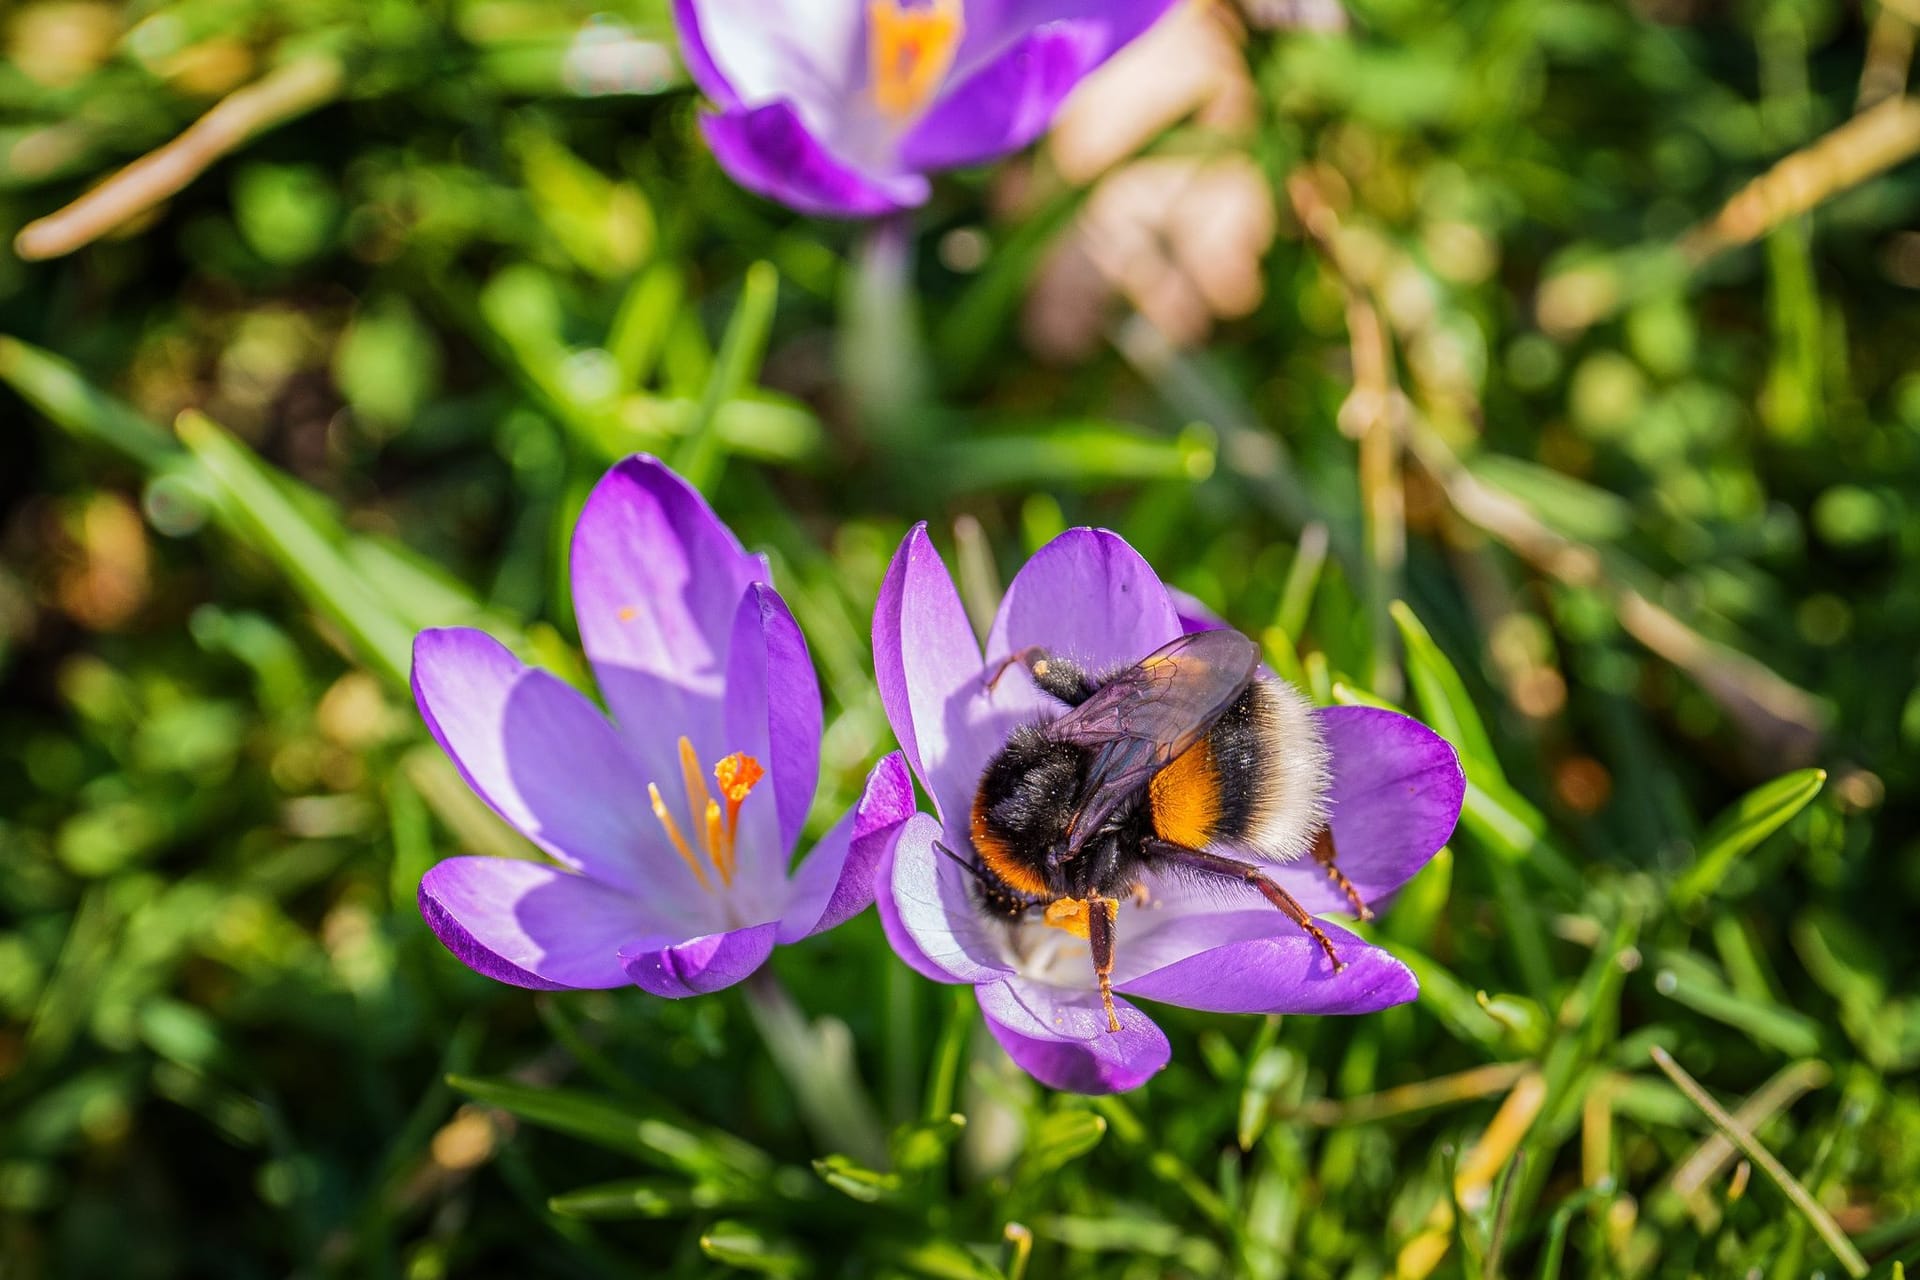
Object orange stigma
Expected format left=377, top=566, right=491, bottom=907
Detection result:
left=648, top=737, right=764, bottom=890
left=867, top=0, right=963, bottom=119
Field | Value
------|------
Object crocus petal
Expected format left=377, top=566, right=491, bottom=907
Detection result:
left=1268, top=707, right=1465, bottom=915
left=978, top=978, right=1170, bottom=1094
left=1167, top=587, right=1229, bottom=633
left=419, top=858, right=645, bottom=990
left=986, top=527, right=1182, bottom=675
left=874, top=813, right=1015, bottom=984
left=620, top=921, right=779, bottom=998
left=899, top=23, right=1103, bottom=172
left=569, top=456, right=767, bottom=785
left=701, top=103, right=930, bottom=219
left=779, top=752, right=916, bottom=943
left=675, top=0, right=865, bottom=123
left=873, top=524, right=1051, bottom=822
left=947, top=0, right=1179, bottom=76
left=723, top=584, right=822, bottom=868
left=413, top=628, right=688, bottom=902
left=671, top=0, right=742, bottom=108
left=1117, top=909, right=1417, bottom=1014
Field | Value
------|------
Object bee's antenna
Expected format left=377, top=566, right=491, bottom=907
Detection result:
left=933, top=840, right=984, bottom=881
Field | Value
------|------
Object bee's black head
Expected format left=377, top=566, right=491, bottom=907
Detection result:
left=972, top=725, right=1085, bottom=891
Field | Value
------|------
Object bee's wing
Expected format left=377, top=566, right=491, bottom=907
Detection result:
left=1046, top=629, right=1259, bottom=851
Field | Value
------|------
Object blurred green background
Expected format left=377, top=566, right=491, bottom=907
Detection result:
left=4, top=0, right=1920, bottom=1276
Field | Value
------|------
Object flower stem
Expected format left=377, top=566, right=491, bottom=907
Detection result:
left=839, top=212, right=926, bottom=446
left=742, top=968, right=889, bottom=1169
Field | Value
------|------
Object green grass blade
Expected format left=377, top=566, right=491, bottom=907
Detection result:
left=0, top=334, right=182, bottom=472
left=1671, top=768, right=1827, bottom=910
left=548, top=1178, right=732, bottom=1220
left=447, top=1074, right=773, bottom=1184
left=1652, top=966, right=1825, bottom=1058
left=675, top=260, right=780, bottom=491
left=176, top=411, right=414, bottom=689
left=1650, top=1047, right=1868, bottom=1278
left=699, top=1220, right=809, bottom=1277
left=1392, top=599, right=1502, bottom=776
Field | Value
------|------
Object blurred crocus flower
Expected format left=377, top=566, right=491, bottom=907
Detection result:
left=414, top=456, right=914, bottom=996
left=673, top=0, right=1180, bottom=217
left=871, top=526, right=1464, bottom=1093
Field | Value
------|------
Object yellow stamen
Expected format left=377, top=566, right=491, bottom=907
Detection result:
left=675, top=735, right=723, bottom=880
left=649, top=782, right=712, bottom=891
left=867, top=0, right=963, bottom=119
left=705, top=799, right=731, bottom=886
left=647, top=738, right=765, bottom=893
left=678, top=737, right=716, bottom=830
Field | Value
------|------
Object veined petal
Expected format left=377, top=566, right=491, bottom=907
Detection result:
left=900, top=22, right=1103, bottom=172
left=1268, top=707, right=1465, bottom=915
left=978, top=978, right=1170, bottom=1094
left=419, top=858, right=646, bottom=990
left=873, top=524, right=1050, bottom=823
left=875, top=813, right=1014, bottom=984
left=620, top=922, right=779, bottom=998
left=986, top=526, right=1182, bottom=676
left=569, top=456, right=766, bottom=785
left=1116, top=908, right=1417, bottom=1014
left=412, top=627, right=682, bottom=900
left=780, top=752, right=916, bottom=943
left=724, top=584, right=823, bottom=869
left=701, top=104, right=930, bottom=219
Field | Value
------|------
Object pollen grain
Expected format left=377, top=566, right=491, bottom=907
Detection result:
left=1043, top=896, right=1093, bottom=939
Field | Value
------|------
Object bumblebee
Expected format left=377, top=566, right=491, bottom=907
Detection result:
left=956, top=629, right=1371, bottom=1033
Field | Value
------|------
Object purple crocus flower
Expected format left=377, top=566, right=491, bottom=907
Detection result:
left=413, top=456, right=914, bottom=996
left=870, top=526, right=1466, bottom=1093
left=673, top=0, right=1181, bottom=217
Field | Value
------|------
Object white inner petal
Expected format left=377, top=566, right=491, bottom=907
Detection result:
left=1000, top=917, right=1090, bottom=986
left=992, top=892, right=1179, bottom=991
left=696, top=0, right=866, bottom=110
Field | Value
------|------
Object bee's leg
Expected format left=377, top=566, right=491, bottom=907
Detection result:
left=1085, top=894, right=1122, bottom=1033
left=1311, top=827, right=1374, bottom=922
left=983, top=647, right=1096, bottom=705
left=1147, top=842, right=1347, bottom=973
